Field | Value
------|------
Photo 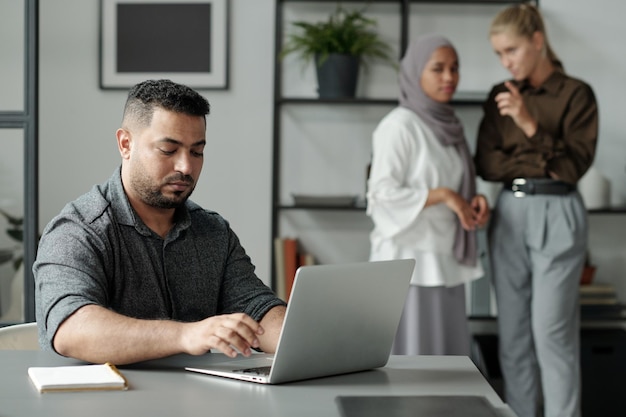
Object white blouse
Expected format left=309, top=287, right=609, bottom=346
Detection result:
left=367, top=107, right=483, bottom=287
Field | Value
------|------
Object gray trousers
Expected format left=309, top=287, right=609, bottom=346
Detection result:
left=490, top=190, right=586, bottom=417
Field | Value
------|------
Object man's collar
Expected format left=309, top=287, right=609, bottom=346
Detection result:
left=110, top=166, right=192, bottom=237
left=109, top=166, right=136, bottom=227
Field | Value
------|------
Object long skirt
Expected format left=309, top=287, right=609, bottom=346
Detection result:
left=391, top=283, right=470, bottom=355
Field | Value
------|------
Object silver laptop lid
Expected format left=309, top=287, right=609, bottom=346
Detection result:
left=268, top=259, right=415, bottom=383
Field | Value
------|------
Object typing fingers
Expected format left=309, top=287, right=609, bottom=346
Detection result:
left=185, top=313, right=264, bottom=357
left=217, top=314, right=263, bottom=356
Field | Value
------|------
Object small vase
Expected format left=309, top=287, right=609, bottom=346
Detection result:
left=578, top=165, right=611, bottom=209
left=315, top=53, right=360, bottom=98
left=580, top=265, right=596, bottom=285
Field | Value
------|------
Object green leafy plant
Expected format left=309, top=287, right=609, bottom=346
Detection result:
left=0, top=208, right=23, bottom=271
left=280, top=5, right=396, bottom=70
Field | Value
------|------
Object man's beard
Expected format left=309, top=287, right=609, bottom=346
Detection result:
left=133, top=173, right=195, bottom=209
left=144, top=187, right=194, bottom=209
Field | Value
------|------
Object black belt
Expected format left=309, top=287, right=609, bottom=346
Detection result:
left=504, top=178, right=576, bottom=197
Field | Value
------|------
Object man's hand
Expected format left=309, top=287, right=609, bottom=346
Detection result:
left=181, top=313, right=264, bottom=358
left=495, top=81, right=538, bottom=137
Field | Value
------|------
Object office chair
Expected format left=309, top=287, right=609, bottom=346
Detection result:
left=0, top=322, right=39, bottom=350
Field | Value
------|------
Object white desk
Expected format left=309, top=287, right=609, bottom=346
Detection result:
left=0, top=351, right=514, bottom=416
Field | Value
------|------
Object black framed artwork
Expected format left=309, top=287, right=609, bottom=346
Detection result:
left=99, top=0, right=229, bottom=90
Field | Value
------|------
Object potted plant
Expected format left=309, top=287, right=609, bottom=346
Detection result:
left=0, top=209, right=23, bottom=318
left=0, top=209, right=23, bottom=271
left=280, top=5, right=396, bottom=98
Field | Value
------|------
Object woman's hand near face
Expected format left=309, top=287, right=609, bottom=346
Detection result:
left=495, top=81, right=538, bottom=137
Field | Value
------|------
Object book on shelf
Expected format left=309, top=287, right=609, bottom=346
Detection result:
left=579, top=282, right=616, bottom=295
left=274, top=237, right=315, bottom=302
left=273, top=237, right=286, bottom=300
left=578, top=283, right=626, bottom=318
left=579, top=283, right=619, bottom=305
left=283, top=238, right=298, bottom=301
left=28, top=363, right=128, bottom=393
left=580, top=297, right=619, bottom=305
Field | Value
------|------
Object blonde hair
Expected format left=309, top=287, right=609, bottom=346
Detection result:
left=490, top=3, right=563, bottom=71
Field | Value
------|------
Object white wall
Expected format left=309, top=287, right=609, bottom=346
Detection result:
left=543, top=0, right=626, bottom=206
left=0, top=1, right=24, bottom=111
left=528, top=0, right=626, bottom=298
left=31, top=0, right=626, bottom=292
left=39, top=0, right=275, bottom=283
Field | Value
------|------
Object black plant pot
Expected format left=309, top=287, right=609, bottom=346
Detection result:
left=315, top=53, right=360, bottom=98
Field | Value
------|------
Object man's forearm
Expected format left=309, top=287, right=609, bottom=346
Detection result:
left=53, top=305, right=187, bottom=365
left=257, top=305, right=286, bottom=353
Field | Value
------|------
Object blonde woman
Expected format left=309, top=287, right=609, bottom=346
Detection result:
left=475, top=4, right=598, bottom=417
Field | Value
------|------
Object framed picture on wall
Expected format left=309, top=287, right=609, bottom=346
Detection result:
left=99, top=0, right=229, bottom=90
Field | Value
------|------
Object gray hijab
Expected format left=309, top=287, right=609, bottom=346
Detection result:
left=399, top=34, right=477, bottom=266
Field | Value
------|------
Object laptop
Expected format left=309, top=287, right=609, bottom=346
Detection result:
left=186, top=259, right=415, bottom=384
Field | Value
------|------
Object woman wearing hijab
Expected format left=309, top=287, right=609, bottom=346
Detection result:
left=366, top=34, right=490, bottom=356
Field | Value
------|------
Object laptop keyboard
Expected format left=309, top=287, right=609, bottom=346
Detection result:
left=233, top=366, right=272, bottom=376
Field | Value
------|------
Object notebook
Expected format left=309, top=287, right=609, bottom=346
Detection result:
left=186, top=259, right=415, bottom=384
left=28, top=363, right=128, bottom=393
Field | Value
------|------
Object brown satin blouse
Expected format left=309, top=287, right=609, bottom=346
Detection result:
left=475, top=70, right=598, bottom=185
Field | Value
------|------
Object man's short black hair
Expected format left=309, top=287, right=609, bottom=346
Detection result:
left=122, top=79, right=210, bottom=128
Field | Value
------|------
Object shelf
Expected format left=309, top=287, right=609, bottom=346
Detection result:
left=280, top=0, right=532, bottom=4
left=278, top=204, right=367, bottom=211
left=470, top=313, right=626, bottom=322
left=409, top=0, right=533, bottom=3
left=279, top=92, right=487, bottom=106
left=580, top=315, right=626, bottom=321
left=468, top=315, right=497, bottom=321
left=587, top=207, right=626, bottom=214
left=277, top=205, right=626, bottom=213
left=280, top=0, right=400, bottom=3
left=279, top=98, right=397, bottom=106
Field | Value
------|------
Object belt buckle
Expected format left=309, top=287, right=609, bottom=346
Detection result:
left=512, top=178, right=526, bottom=197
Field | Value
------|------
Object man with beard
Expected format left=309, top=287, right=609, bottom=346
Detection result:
left=34, top=80, right=286, bottom=365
